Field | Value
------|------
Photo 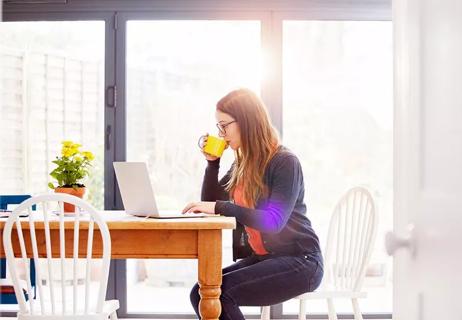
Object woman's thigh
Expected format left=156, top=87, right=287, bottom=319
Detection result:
left=191, top=255, right=259, bottom=300
left=222, top=254, right=260, bottom=275
left=221, top=255, right=322, bottom=307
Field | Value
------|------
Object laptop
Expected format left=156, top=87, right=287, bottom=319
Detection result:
left=113, top=162, right=217, bottom=219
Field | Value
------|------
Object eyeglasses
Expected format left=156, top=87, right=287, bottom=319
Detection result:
left=216, top=120, right=236, bottom=135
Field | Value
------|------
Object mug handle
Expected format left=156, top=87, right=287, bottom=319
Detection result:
left=198, top=135, right=207, bottom=149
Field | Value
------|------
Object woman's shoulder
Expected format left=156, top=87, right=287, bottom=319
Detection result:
left=273, top=145, right=298, bottom=159
left=269, top=145, right=301, bottom=168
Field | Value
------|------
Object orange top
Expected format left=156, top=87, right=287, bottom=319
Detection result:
left=233, top=183, right=269, bottom=255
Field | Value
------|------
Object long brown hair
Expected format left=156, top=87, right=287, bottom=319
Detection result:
left=216, top=88, right=280, bottom=207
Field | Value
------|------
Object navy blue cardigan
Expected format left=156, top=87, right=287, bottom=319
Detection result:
left=201, top=146, right=321, bottom=261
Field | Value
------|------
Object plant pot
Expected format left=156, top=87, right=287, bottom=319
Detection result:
left=54, top=187, right=86, bottom=212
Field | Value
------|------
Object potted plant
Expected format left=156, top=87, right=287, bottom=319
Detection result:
left=48, top=140, right=95, bottom=212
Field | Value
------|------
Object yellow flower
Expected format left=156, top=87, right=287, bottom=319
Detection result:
left=74, top=156, right=83, bottom=162
left=62, top=149, right=72, bottom=157
left=62, top=140, right=73, bottom=147
left=82, top=151, right=95, bottom=161
left=61, top=146, right=79, bottom=157
left=61, top=140, right=82, bottom=156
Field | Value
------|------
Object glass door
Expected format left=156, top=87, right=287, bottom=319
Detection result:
left=282, top=20, right=393, bottom=315
left=123, top=18, right=263, bottom=315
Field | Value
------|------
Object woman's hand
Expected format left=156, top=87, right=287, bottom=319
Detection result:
left=199, top=133, right=220, bottom=161
left=182, top=201, right=216, bottom=214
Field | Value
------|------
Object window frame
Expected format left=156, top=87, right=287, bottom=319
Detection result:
left=1, top=11, right=116, bottom=318
left=3, top=1, right=391, bottom=319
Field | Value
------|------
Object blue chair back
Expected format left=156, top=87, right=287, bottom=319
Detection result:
left=0, top=195, right=36, bottom=304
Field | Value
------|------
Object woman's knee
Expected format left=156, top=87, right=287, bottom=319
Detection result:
left=220, top=276, right=238, bottom=304
left=191, top=281, right=232, bottom=304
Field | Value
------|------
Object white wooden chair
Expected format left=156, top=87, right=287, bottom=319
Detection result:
left=261, top=187, right=378, bottom=320
left=2, top=193, right=119, bottom=320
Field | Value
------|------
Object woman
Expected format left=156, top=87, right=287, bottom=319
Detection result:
left=183, top=88, right=323, bottom=320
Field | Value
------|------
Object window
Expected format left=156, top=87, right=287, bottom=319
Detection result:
left=2, top=3, right=392, bottom=318
left=0, top=21, right=105, bottom=209
left=0, top=20, right=105, bottom=312
left=282, top=20, right=393, bottom=314
left=125, top=20, right=261, bottom=315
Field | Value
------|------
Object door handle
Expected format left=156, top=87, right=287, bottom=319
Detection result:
left=105, top=125, right=112, bottom=150
left=385, top=224, right=416, bottom=257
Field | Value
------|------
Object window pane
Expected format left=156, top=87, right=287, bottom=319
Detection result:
left=283, top=21, right=393, bottom=314
left=0, top=21, right=105, bottom=209
left=126, top=20, right=261, bottom=315
left=0, top=21, right=105, bottom=312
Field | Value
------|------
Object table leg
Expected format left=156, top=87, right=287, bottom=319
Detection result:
left=198, top=230, right=222, bottom=320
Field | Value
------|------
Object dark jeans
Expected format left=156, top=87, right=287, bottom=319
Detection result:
left=190, top=251, right=323, bottom=320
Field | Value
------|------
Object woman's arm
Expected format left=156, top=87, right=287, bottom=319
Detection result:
left=201, top=159, right=232, bottom=201
left=215, top=155, right=303, bottom=234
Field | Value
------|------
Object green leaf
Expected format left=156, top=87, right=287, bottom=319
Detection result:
left=48, top=182, right=55, bottom=190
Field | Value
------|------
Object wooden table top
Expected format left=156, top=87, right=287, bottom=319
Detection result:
left=0, top=210, right=236, bottom=230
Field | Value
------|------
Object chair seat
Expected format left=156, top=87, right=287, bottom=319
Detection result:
left=295, top=289, right=367, bottom=300
left=17, top=299, right=119, bottom=320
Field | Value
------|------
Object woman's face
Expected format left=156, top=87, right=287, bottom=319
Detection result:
left=216, top=110, right=241, bottom=150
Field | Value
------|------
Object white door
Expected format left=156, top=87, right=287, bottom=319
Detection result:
left=389, top=0, right=462, bottom=318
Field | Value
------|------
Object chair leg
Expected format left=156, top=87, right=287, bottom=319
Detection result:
left=110, top=311, right=118, bottom=320
left=261, top=306, right=270, bottom=320
left=351, top=298, right=363, bottom=320
left=298, top=299, right=306, bottom=320
left=326, top=298, right=338, bottom=320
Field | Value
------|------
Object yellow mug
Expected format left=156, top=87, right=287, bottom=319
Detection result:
left=198, top=135, right=227, bottom=158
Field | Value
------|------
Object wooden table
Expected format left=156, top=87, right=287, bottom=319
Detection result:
left=0, top=211, right=236, bottom=320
